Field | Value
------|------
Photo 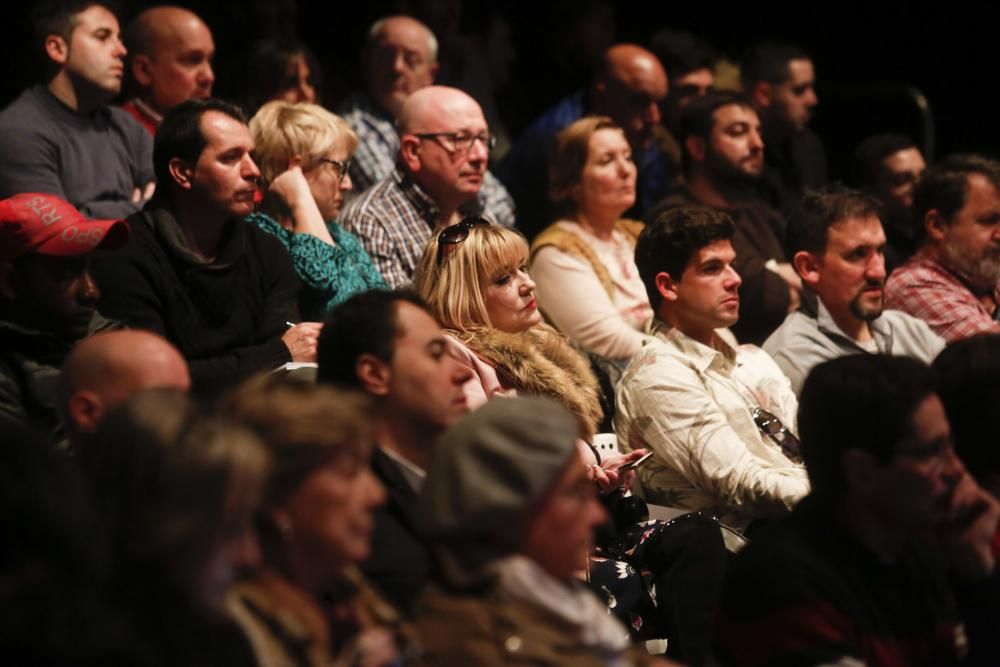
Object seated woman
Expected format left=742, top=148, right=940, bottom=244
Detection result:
left=414, top=220, right=728, bottom=664
left=248, top=101, right=386, bottom=320
left=84, top=390, right=268, bottom=666
left=223, top=375, right=417, bottom=667
left=530, top=116, right=653, bottom=362
left=417, top=396, right=673, bottom=667
left=244, top=39, right=323, bottom=111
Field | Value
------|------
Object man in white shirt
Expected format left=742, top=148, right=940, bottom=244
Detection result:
left=615, top=205, right=808, bottom=531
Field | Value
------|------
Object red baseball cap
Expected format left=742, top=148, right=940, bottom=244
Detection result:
left=0, top=193, right=130, bottom=262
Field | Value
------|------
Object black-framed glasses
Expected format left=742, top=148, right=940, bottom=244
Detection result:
left=317, top=157, right=352, bottom=184
left=414, top=131, right=496, bottom=154
left=436, top=216, right=490, bottom=264
left=752, top=407, right=802, bottom=462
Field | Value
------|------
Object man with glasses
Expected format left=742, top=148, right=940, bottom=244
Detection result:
left=340, top=85, right=497, bottom=287
left=717, top=354, right=997, bottom=666
left=338, top=16, right=515, bottom=228
left=615, top=205, right=808, bottom=532
left=764, top=185, right=943, bottom=396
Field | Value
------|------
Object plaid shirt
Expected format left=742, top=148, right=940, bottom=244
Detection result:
left=338, top=92, right=516, bottom=228
left=341, top=167, right=491, bottom=288
left=884, top=249, right=1000, bottom=343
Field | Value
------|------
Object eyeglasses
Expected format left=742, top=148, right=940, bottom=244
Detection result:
left=752, top=407, right=802, bottom=462
left=414, top=131, right=496, bottom=154
left=317, top=157, right=352, bottom=184
left=436, top=216, right=490, bottom=264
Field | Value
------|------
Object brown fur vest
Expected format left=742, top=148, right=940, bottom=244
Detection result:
left=450, top=324, right=603, bottom=440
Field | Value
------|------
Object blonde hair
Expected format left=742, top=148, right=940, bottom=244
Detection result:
left=249, top=100, right=359, bottom=188
left=548, top=115, right=623, bottom=218
left=414, top=223, right=530, bottom=332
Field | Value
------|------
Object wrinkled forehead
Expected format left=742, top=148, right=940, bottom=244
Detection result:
left=414, top=93, right=486, bottom=133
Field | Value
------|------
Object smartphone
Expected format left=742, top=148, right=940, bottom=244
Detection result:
left=616, top=451, right=654, bottom=473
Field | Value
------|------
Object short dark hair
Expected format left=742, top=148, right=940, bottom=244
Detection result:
left=153, top=98, right=248, bottom=194
left=740, top=42, right=810, bottom=88
left=787, top=184, right=882, bottom=256
left=648, top=29, right=717, bottom=82
left=32, top=1, right=119, bottom=75
left=243, top=39, right=324, bottom=114
left=678, top=90, right=755, bottom=172
left=850, top=133, right=919, bottom=190
left=317, top=289, right=430, bottom=390
left=912, top=153, right=1000, bottom=244
left=636, top=206, right=734, bottom=310
left=798, top=354, right=937, bottom=503
left=933, top=333, right=1000, bottom=484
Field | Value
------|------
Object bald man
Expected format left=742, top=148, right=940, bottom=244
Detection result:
left=340, top=85, right=494, bottom=287
left=122, top=6, right=216, bottom=134
left=338, top=15, right=515, bottom=228
left=497, top=43, right=670, bottom=240
left=60, top=330, right=190, bottom=452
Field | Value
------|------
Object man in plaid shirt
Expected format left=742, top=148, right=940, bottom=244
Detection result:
left=885, top=154, right=1000, bottom=342
left=340, top=85, right=497, bottom=288
left=338, top=16, right=514, bottom=229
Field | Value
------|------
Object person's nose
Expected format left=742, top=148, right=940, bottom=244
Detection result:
left=449, top=355, right=474, bottom=385
left=867, top=251, right=887, bottom=283
left=392, top=50, right=408, bottom=75
left=113, top=37, right=126, bottom=60
left=806, top=88, right=819, bottom=108
left=201, top=62, right=215, bottom=87
left=78, top=270, right=100, bottom=305
left=243, top=154, right=261, bottom=181
left=587, top=495, right=609, bottom=529
left=749, top=128, right=764, bottom=151
left=340, top=171, right=353, bottom=192
left=363, top=470, right=387, bottom=508
left=467, top=136, right=489, bottom=164
left=520, top=271, right=536, bottom=293
left=725, top=265, right=742, bottom=290
left=225, top=528, right=262, bottom=571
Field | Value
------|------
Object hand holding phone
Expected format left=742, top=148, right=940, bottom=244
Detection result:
left=616, top=450, right=654, bottom=473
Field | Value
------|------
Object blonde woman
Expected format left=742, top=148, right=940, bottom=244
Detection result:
left=248, top=101, right=385, bottom=319
left=531, top=116, right=653, bottom=362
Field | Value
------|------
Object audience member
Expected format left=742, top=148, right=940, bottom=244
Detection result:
left=741, top=43, right=826, bottom=217
left=716, top=354, right=998, bottom=666
left=417, top=396, right=676, bottom=667
left=0, top=1, right=155, bottom=218
left=616, top=206, right=809, bottom=531
left=224, top=376, right=417, bottom=667
left=59, top=329, right=190, bottom=455
left=764, top=186, right=943, bottom=395
left=530, top=117, right=653, bottom=362
left=851, top=133, right=927, bottom=273
left=935, top=334, right=1000, bottom=666
left=498, top=43, right=669, bottom=239
left=0, top=193, right=128, bottom=443
left=340, top=85, right=499, bottom=287
left=86, top=390, right=267, bottom=666
left=651, top=91, right=800, bottom=344
left=338, top=16, right=515, bottom=227
left=317, top=289, right=473, bottom=613
left=93, top=98, right=321, bottom=394
left=248, top=101, right=386, bottom=319
left=885, top=154, right=1000, bottom=341
left=121, top=6, right=215, bottom=134
left=243, top=39, right=322, bottom=112
left=648, top=28, right=717, bottom=175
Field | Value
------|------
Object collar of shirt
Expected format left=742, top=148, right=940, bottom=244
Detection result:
left=915, top=248, right=1000, bottom=299
left=379, top=445, right=426, bottom=493
left=815, top=298, right=893, bottom=352
left=651, top=319, right=738, bottom=375
left=392, top=166, right=442, bottom=225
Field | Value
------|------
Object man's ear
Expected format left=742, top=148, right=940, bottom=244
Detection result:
left=44, top=35, right=69, bottom=66
left=841, top=449, right=878, bottom=497
left=924, top=209, right=948, bottom=244
left=685, top=136, right=707, bottom=164
left=132, top=54, right=154, bottom=88
left=356, top=353, right=391, bottom=396
left=792, top=250, right=821, bottom=288
left=750, top=81, right=772, bottom=109
left=168, top=157, right=195, bottom=190
left=67, top=391, right=103, bottom=435
left=0, top=261, right=18, bottom=301
left=398, top=135, right=422, bottom=173
left=654, top=271, right=678, bottom=304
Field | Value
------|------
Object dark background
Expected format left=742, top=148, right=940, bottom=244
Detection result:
left=4, top=0, right=995, bottom=180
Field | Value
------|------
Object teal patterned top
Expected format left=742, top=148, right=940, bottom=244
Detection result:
left=247, top=212, right=387, bottom=320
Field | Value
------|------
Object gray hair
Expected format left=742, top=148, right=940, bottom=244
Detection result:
left=367, top=15, right=439, bottom=63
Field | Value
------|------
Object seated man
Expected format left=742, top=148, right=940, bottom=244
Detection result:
left=0, top=2, right=154, bottom=218
left=316, top=289, right=473, bottom=613
left=886, top=154, right=1000, bottom=342
left=650, top=91, right=800, bottom=344
left=121, top=6, right=216, bottom=134
left=716, top=354, right=997, bottom=666
left=59, top=329, right=190, bottom=454
left=340, top=85, right=497, bottom=287
left=338, top=15, right=514, bottom=227
left=764, top=185, right=943, bottom=395
left=0, top=193, right=128, bottom=442
left=850, top=133, right=927, bottom=273
left=93, top=98, right=321, bottom=394
left=616, top=206, right=808, bottom=531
